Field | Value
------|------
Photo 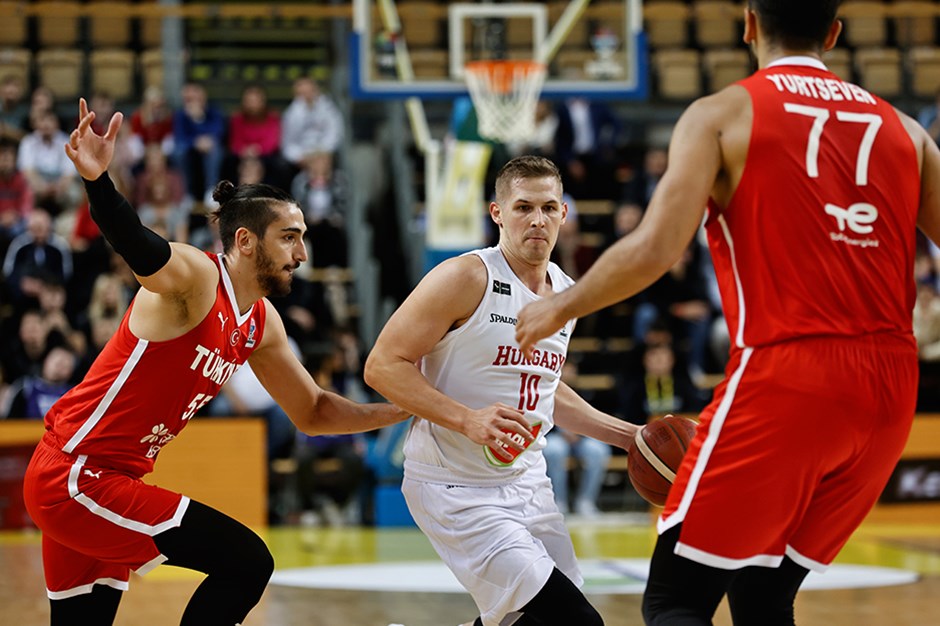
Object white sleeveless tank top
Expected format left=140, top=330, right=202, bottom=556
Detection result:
left=402, top=246, right=575, bottom=486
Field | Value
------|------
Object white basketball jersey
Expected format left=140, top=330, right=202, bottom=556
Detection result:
left=403, top=246, right=575, bottom=485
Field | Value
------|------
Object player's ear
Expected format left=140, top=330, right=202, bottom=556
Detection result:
left=489, top=201, right=503, bottom=226
left=742, top=6, right=757, bottom=46
left=823, top=19, right=842, bottom=51
left=235, top=227, right=255, bottom=253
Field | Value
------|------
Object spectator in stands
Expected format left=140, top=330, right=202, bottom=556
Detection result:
left=607, top=202, right=644, bottom=247
left=295, top=338, right=370, bottom=526
left=295, top=431, right=367, bottom=526
left=138, top=178, right=189, bottom=243
left=2, top=209, right=72, bottom=306
left=237, top=155, right=266, bottom=186
left=228, top=85, right=286, bottom=186
left=0, top=137, right=33, bottom=251
left=632, top=240, right=713, bottom=383
left=17, top=110, right=80, bottom=216
left=35, top=273, right=85, bottom=356
left=172, top=82, right=226, bottom=207
left=0, top=309, right=53, bottom=383
left=134, top=144, right=189, bottom=208
left=917, top=87, right=940, bottom=146
left=130, top=85, right=174, bottom=153
left=26, top=86, right=58, bottom=133
left=72, top=271, right=129, bottom=380
left=621, top=147, right=668, bottom=207
left=291, top=151, right=347, bottom=268
left=554, top=98, right=622, bottom=199
left=543, top=361, right=612, bottom=518
left=281, top=77, right=343, bottom=171
left=2, top=344, right=76, bottom=419
left=0, top=74, right=28, bottom=142
left=619, top=339, right=709, bottom=424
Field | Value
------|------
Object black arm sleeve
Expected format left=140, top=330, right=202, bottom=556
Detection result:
left=84, top=173, right=172, bottom=277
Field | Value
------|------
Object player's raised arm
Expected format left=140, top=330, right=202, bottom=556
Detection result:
left=65, top=97, right=207, bottom=296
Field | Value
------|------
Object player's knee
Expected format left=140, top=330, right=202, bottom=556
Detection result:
left=241, top=533, right=275, bottom=585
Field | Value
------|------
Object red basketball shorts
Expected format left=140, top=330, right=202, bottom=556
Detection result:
left=23, top=436, right=189, bottom=598
left=659, top=333, right=918, bottom=572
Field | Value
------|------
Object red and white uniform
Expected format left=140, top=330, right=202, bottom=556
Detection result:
left=660, top=57, right=921, bottom=572
left=23, top=253, right=266, bottom=597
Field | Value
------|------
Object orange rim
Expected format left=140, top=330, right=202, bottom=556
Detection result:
left=464, top=60, right=545, bottom=94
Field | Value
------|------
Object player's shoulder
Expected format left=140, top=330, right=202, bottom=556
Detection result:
left=689, top=84, right=751, bottom=122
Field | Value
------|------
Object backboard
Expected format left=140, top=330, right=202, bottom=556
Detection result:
left=351, top=0, right=648, bottom=100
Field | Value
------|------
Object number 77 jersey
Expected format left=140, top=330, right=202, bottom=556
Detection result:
left=705, top=56, right=920, bottom=351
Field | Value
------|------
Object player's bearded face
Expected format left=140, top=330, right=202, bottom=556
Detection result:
left=255, top=240, right=294, bottom=297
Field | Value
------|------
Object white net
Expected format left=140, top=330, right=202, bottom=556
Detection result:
left=464, top=60, right=547, bottom=143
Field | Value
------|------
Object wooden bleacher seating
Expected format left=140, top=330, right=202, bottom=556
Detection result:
left=908, top=46, right=940, bottom=98
left=644, top=1, right=692, bottom=49
left=703, top=47, right=751, bottom=93
left=653, top=48, right=702, bottom=100
left=36, top=48, right=84, bottom=100
left=0, top=4, right=27, bottom=47
left=89, top=49, right=136, bottom=101
left=854, top=46, right=903, bottom=99
left=822, top=47, right=853, bottom=81
left=892, top=1, right=937, bottom=48
left=840, top=1, right=889, bottom=48
left=88, top=1, right=133, bottom=48
left=36, top=1, right=82, bottom=48
left=692, top=1, right=741, bottom=49
left=0, top=49, right=31, bottom=87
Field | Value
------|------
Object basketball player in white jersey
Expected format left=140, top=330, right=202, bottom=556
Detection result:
left=365, top=156, right=638, bottom=626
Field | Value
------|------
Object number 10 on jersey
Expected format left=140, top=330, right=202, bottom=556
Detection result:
left=518, top=373, right=541, bottom=411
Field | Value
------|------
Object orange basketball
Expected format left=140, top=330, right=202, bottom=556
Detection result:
left=627, top=415, right=698, bottom=507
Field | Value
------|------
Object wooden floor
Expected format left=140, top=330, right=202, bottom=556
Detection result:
left=2, top=518, right=940, bottom=626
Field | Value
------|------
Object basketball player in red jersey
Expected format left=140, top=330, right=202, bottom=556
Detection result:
left=517, top=1, right=940, bottom=624
left=22, top=98, right=408, bottom=626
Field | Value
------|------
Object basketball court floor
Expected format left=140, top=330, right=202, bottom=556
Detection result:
left=2, top=514, right=939, bottom=625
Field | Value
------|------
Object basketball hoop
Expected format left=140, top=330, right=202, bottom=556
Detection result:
left=464, top=60, right=547, bottom=143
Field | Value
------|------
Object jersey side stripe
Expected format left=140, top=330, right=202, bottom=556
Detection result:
left=658, top=347, right=754, bottom=534
left=717, top=214, right=749, bottom=349
left=67, top=454, right=190, bottom=536
left=62, top=338, right=149, bottom=454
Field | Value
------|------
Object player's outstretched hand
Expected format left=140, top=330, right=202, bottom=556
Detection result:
left=515, top=294, right=567, bottom=359
left=64, top=97, right=124, bottom=181
left=463, top=403, right=535, bottom=451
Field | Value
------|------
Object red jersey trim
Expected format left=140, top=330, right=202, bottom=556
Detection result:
left=658, top=347, right=755, bottom=533
left=215, top=253, right=255, bottom=326
left=715, top=215, right=749, bottom=350
left=47, top=578, right=129, bottom=600
left=62, top=339, right=149, bottom=454
left=67, top=454, right=190, bottom=536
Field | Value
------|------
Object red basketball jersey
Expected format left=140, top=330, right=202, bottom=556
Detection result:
left=705, top=57, right=920, bottom=350
left=43, top=253, right=266, bottom=476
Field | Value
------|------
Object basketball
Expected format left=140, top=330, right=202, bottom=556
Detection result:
left=627, top=415, right=698, bottom=507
